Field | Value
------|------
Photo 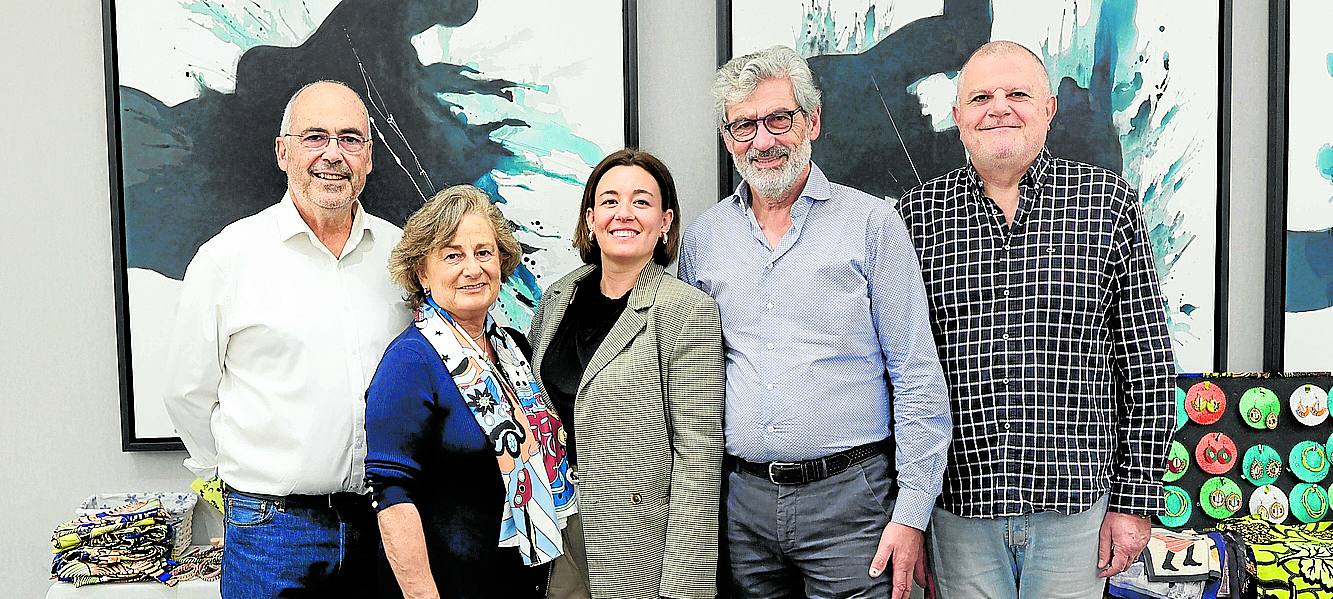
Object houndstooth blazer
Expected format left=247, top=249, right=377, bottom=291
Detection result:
left=530, top=262, right=725, bottom=599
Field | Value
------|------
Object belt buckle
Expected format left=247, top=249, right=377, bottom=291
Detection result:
left=768, top=461, right=798, bottom=485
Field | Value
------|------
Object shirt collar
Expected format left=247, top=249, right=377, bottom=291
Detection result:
left=727, top=161, right=833, bottom=211
left=275, top=193, right=372, bottom=248
left=964, top=147, right=1053, bottom=197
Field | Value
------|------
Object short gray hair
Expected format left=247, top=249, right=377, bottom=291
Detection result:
left=712, top=45, right=822, bottom=124
left=277, top=79, right=372, bottom=138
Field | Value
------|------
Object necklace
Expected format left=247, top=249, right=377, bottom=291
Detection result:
left=469, top=329, right=485, bottom=342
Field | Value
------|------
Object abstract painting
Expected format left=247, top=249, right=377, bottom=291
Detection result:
left=104, top=0, right=636, bottom=448
left=722, top=0, right=1228, bottom=373
left=1266, top=0, right=1333, bottom=372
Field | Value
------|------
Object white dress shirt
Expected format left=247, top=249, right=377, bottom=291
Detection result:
left=165, top=195, right=411, bottom=496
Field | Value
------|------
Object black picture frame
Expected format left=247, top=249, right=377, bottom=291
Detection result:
left=103, top=0, right=639, bottom=451
left=1264, top=0, right=1333, bottom=374
left=1264, top=0, right=1288, bottom=373
left=717, top=0, right=1231, bottom=373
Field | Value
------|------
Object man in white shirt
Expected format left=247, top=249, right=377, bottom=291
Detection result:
left=166, top=80, right=410, bottom=597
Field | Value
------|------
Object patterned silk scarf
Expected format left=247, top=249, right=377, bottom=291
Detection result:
left=417, top=299, right=577, bottom=565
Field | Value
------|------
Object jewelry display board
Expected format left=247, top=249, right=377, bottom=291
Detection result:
left=1164, top=373, right=1333, bottom=530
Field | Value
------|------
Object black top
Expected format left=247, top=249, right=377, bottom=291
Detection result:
left=541, top=270, right=630, bottom=465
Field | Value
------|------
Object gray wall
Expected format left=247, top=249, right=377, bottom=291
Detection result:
left=0, top=1, right=1268, bottom=595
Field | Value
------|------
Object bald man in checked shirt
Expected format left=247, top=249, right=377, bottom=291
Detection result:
left=897, top=41, right=1175, bottom=598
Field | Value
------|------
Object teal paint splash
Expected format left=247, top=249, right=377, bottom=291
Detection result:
left=426, top=35, right=609, bottom=329
left=1046, top=0, right=1212, bottom=366
left=1317, top=144, right=1333, bottom=188
left=797, top=1, right=894, bottom=56
left=183, top=0, right=315, bottom=51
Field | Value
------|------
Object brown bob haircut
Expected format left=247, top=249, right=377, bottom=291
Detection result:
left=572, top=148, right=681, bottom=267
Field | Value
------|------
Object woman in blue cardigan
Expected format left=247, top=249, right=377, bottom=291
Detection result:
left=365, top=184, right=576, bottom=598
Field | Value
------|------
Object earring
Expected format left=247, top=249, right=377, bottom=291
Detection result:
left=661, top=230, right=668, bottom=245
left=423, top=287, right=431, bottom=297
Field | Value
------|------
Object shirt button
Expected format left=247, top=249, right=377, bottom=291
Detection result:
left=765, top=302, right=774, bottom=310
left=1003, top=289, right=1010, bottom=297
left=631, top=493, right=642, bottom=505
left=766, top=383, right=775, bottom=391
left=767, top=425, right=776, bottom=433
left=1002, top=333, right=1010, bottom=340
left=766, top=343, right=774, bottom=350
left=1004, top=423, right=1011, bottom=431
left=766, top=263, right=774, bottom=269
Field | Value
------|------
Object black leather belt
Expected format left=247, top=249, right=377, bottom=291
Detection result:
left=734, top=440, right=889, bottom=485
left=225, top=486, right=368, bottom=512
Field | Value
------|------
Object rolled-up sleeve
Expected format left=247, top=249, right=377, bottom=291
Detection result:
left=365, top=341, right=442, bottom=511
left=866, top=207, right=952, bottom=531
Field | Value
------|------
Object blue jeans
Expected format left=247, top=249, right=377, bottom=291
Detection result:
left=221, top=489, right=378, bottom=599
left=726, top=453, right=896, bottom=599
left=926, top=495, right=1109, bottom=599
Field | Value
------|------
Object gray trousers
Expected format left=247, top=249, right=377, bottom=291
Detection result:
left=726, top=453, right=896, bottom=599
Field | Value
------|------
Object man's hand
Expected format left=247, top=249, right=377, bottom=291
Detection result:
left=1096, top=511, right=1151, bottom=578
left=869, top=521, right=923, bottom=599
left=914, top=549, right=937, bottom=599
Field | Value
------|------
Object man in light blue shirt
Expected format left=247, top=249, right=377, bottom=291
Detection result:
left=678, top=45, right=951, bottom=599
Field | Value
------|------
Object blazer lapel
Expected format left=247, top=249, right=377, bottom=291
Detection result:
left=578, top=262, right=664, bottom=392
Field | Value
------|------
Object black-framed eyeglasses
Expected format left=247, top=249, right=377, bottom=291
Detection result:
left=721, top=109, right=804, bottom=142
left=282, top=132, right=371, bottom=154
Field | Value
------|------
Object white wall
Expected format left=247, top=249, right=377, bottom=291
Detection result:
left=0, top=1, right=1269, bottom=595
left=0, top=3, right=223, bottom=597
left=1225, top=0, right=1269, bottom=369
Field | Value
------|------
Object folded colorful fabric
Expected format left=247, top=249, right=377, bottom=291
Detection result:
left=52, top=499, right=167, bottom=551
left=1108, top=559, right=1206, bottom=599
left=49, top=498, right=176, bottom=587
left=1216, top=513, right=1333, bottom=599
left=1144, top=528, right=1214, bottom=582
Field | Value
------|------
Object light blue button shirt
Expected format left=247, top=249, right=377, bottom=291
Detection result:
left=678, top=163, right=951, bottom=529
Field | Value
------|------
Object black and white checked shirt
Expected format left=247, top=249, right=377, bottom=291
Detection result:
left=896, top=149, right=1175, bottom=518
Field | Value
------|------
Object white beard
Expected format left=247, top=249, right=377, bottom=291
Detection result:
left=734, top=137, right=812, bottom=200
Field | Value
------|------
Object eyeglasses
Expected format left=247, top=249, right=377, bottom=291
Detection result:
left=282, top=132, right=371, bottom=154
left=721, top=109, right=804, bottom=142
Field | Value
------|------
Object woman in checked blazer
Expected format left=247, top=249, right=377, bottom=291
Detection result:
left=530, top=149, right=725, bottom=599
